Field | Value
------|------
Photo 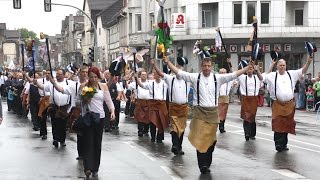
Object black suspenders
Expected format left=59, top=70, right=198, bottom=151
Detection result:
left=275, top=72, right=292, bottom=100
left=170, top=77, right=188, bottom=103
left=245, top=75, right=257, bottom=96
left=197, top=73, right=217, bottom=106
left=152, top=81, right=165, bottom=100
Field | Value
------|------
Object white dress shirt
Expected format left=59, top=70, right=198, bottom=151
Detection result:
left=238, top=74, right=261, bottom=96
left=263, top=69, right=302, bottom=102
left=177, top=70, right=237, bottom=107
left=163, top=74, right=190, bottom=104
left=143, top=80, right=168, bottom=101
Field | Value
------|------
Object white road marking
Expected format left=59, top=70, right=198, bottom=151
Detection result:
left=227, top=124, right=320, bottom=154
left=123, top=141, right=181, bottom=179
left=160, top=166, right=183, bottom=180
left=271, top=169, right=310, bottom=180
left=123, top=141, right=156, bottom=161
left=227, top=123, right=320, bottom=147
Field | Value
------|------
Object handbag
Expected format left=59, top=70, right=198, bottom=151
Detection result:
left=72, top=111, right=100, bottom=132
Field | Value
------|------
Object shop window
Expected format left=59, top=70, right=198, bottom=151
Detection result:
left=233, top=3, right=242, bottom=25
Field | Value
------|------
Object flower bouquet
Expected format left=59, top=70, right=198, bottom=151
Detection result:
left=81, top=86, right=97, bottom=103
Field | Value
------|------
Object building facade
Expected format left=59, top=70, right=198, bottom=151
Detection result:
left=123, top=0, right=320, bottom=75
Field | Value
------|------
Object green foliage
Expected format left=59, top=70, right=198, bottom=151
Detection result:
left=19, top=28, right=40, bottom=45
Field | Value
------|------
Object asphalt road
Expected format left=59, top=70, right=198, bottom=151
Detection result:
left=0, top=100, right=319, bottom=180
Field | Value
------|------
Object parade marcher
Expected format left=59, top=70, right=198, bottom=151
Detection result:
left=24, top=72, right=41, bottom=132
left=313, top=76, right=320, bottom=111
left=263, top=55, right=313, bottom=152
left=101, top=70, right=123, bottom=132
left=52, top=65, right=88, bottom=160
left=164, top=56, right=253, bottom=174
left=79, top=66, right=115, bottom=178
left=217, top=66, right=236, bottom=133
left=35, top=69, right=71, bottom=148
left=152, top=57, right=190, bottom=155
left=238, top=63, right=263, bottom=141
left=127, top=70, right=150, bottom=137
left=37, top=70, right=51, bottom=140
left=136, top=68, right=168, bottom=143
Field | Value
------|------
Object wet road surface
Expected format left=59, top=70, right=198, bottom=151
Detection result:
left=1, top=100, right=319, bottom=179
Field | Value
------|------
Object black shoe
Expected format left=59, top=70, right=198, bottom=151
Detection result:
left=200, top=166, right=209, bottom=174
left=92, top=171, right=98, bottom=177
left=151, top=137, right=155, bottom=142
left=178, top=150, right=185, bottom=155
left=138, top=131, right=143, bottom=137
left=76, top=156, right=83, bottom=160
left=60, top=142, right=66, bottom=147
left=53, top=140, right=59, bottom=148
left=219, top=129, right=226, bottom=133
left=156, top=139, right=163, bottom=143
left=245, top=135, right=250, bottom=141
left=283, top=147, right=289, bottom=151
left=171, top=146, right=178, bottom=155
left=33, top=127, right=39, bottom=131
left=85, top=170, right=91, bottom=177
left=41, top=135, right=47, bottom=140
left=250, top=136, right=256, bottom=140
left=276, top=145, right=283, bottom=152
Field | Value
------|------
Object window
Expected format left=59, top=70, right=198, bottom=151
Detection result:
left=202, top=10, right=212, bottom=27
left=295, top=9, right=303, bottom=25
left=129, top=13, right=132, bottom=33
left=136, top=14, right=142, bottom=31
left=247, top=2, right=256, bottom=24
left=149, top=13, right=154, bottom=31
left=261, top=2, right=269, bottom=24
left=234, top=3, right=242, bottom=24
left=202, top=3, right=218, bottom=27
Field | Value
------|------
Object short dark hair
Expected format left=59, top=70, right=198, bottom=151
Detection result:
left=201, top=57, right=212, bottom=64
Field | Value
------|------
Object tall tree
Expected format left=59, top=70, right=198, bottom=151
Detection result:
left=19, top=28, right=40, bottom=45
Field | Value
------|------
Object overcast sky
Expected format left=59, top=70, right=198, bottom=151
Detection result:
left=0, top=0, right=83, bottom=36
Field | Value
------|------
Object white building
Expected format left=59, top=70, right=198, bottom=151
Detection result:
left=125, top=0, right=320, bottom=75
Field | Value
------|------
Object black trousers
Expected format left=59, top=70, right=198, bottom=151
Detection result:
left=112, top=100, right=121, bottom=127
left=138, top=122, right=149, bottom=133
left=196, top=142, right=216, bottom=169
left=274, top=132, right=288, bottom=148
left=51, top=116, right=67, bottom=143
left=150, top=123, right=164, bottom=140
left=171, top=131, right=184, bottom=150
left=243, top=121, right=256, bottom=137
left=39, top=110, right=48, bottom=136
left=29, top=101, right=39, bottom=128
left=83, top=118, right=104, bottom=172
left=77, top=134, right=85, bottom=157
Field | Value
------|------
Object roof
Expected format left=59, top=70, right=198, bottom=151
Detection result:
left=99, top=0, right=124, bottom=28
left=5, top=30, right=19, bottom=40
left=0, top=23, right=6, bottom=30
left=85, top=0, right=118, bottom=11
left=83, top=0, right=119, bottom=25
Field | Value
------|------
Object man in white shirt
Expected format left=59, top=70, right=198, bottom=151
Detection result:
left=127, top=70, right=150, bottom=137
left=218, top=68, right=236, bottom=133
left=164, top=56, right=252, bottom=174
left=238, top=65, right=263, bottom=141
left=152, top=57, right=190, bottom=155
left=35, top=69, right=71, bottom=148
left=263, top=56, right=313, bottom=152
left=136, top=69, right=168, bottom=143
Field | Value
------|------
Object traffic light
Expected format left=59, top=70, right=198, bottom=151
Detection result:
left=44, top=0, right=51, bottom=12
left=88, top=46, right=94, bottom=62
left=13, top=0, right=21, bottom=9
